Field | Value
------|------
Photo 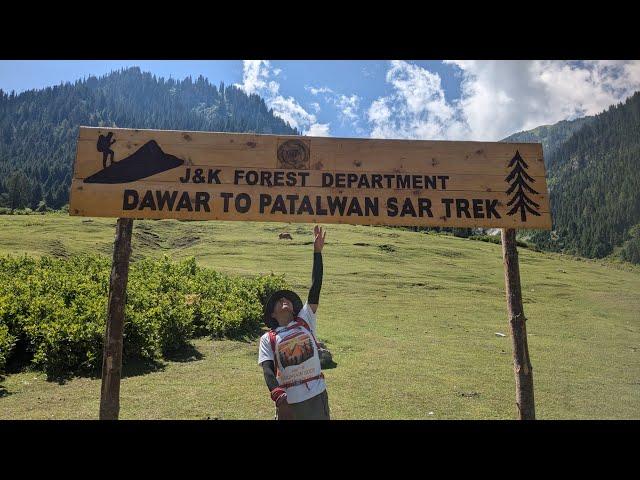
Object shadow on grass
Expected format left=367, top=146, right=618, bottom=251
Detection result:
left=321, top=360, right=338, bottom=370
left=49, top=372, right=76, bottom=385
left=43, top=357, right=167, bottom=385
left=121, top=357, right=166, bottom=379
left=4, top=329, right=263, bottom=386
left=217, top=324, right=265, bottom=344
left=0, top=377, right=10, bottom=398
left=163, top=343, right=204, bottom=363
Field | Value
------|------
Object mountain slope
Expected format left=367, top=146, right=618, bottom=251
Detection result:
left=0, top=67, right=298, bottom=209
left=503, top=116, right=593, bottom=163
left=502, top=92, right=640, bottom=262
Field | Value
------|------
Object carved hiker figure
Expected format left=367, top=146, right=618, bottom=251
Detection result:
left=97, top=132, right=117, bottom=169
left=259, top=225, right=329, bottom=420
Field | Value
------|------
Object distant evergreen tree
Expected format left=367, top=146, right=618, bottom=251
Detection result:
left=5, top=171, right=30, bottom=210
left=29, top=182, right=42, bottom=209
left=45, top=190, right=54, bottom=208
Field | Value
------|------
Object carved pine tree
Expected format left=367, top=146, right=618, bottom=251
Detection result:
left=505, top=150, right=541, bottom=222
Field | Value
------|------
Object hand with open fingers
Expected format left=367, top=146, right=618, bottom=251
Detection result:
left=313, top=225, right=326, bottom=252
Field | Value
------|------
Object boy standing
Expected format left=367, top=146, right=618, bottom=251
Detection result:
left=258, top=225, right=329, bottom=420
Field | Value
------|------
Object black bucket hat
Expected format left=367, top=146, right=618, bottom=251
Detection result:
left=264, top=289, right=303, bottom=329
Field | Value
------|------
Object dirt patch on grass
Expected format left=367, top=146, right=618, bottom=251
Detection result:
left=410, top=282, right=444, bottom=289
left=378, top=244, right=397, bottom=253
left=533, top=281, right=571, bottom=289
left=134, top=230, right=163, bottom=249
left=369, top=230, right=400, bottom=238
left=96, top=243, right=114, bottom=256
left=458, top=391, right=481, bottom=398
left=169, top=235, right=201, bottom=249
left=264, top=225, right=287, bottom=233
left=48, top=240, right=69, bottom=258
left=430, top=248, right=466, bottom=259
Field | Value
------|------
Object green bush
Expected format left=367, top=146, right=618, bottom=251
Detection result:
left=452, top=228, right=473, bottom=238
left=0, top=324, right=16, bottom=374
left=155, top=292, right=195, bottom=355
left=0, top=256, right=109, bottom=376
left=0, top=254, right=289, bottom=376
left=469, top=234, right=502, bottom=245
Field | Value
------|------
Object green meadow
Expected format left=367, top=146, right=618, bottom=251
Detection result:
left=0, top=214, right=638, bottom=419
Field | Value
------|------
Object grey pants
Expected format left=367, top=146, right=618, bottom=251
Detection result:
left=275, top=389, right=330, bottom=420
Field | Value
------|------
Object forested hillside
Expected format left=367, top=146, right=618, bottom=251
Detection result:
left=1, top=67, right=638, bottom=263
left=0, top=67, right=298, bottom=210
left=503, top=92, right=640, bottom=263
left=503, top=116, right=593, bottom=162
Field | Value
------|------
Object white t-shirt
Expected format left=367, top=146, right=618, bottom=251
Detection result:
left=258, top=302, right=326, bottom=404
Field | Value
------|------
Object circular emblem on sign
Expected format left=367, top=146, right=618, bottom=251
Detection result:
left=277, top=139, right=309, bottom=169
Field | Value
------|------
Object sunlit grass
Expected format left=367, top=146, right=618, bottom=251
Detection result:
left=0, top=214, right=638, bottom=419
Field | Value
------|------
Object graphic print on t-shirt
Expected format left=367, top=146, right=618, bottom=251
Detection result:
left=277, top=331, right=315, bottom=368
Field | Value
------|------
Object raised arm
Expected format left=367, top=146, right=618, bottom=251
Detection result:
left=308, top=225, right=325, bottom=314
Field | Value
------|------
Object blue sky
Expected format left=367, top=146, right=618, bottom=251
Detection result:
left=1, top=60, right=639, bottom=141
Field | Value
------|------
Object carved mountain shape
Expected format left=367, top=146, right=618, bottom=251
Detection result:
left=84, top=140, right=184, bottom=184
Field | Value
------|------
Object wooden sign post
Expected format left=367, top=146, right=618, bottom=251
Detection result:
left=501, top=228, right=535, bottom=419
left=99, top=217, right=133, bottom=420
left=71, top=127, right=552, bottom=420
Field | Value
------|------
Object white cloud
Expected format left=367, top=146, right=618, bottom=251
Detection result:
left=367, top=60, right=459, bottom=140
left=306, top=86, right=334, bottom=95
left=267, top=80, right=279, bottom=96
left=367, top=98, right=392, bottom=137
left=335, top=94, right=360, bottom=122
left=447, top=60, right=640, bottom=140
left=366, top=60, right=640, bottom=141
left=236, top=60, right=640, bottom=141
left=235, top=60, right=270, bottom=96
left=305, top=123, right=331, bottom=136
left=268, top=95, right=316, bottom=131
left=367, top=98, right=391, bottom=123
left=307, top=85, right=362, bottom=126
left=236, top=60, right=321, bottom=133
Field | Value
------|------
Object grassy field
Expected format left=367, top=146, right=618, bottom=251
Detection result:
left=0, top=214, right=638, bottom=419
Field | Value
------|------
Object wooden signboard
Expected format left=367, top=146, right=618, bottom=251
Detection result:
left=70, top=127, right=552, bottom=229
left=74, top=126, right=545, bottom=420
